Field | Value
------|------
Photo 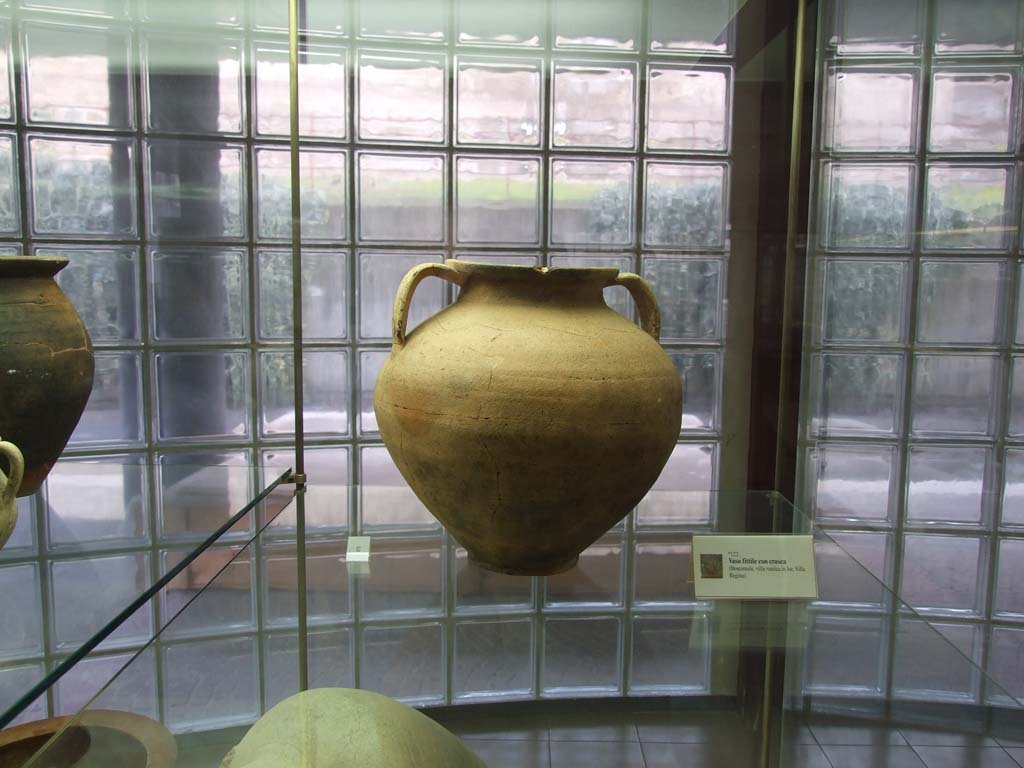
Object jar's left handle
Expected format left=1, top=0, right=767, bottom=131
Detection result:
left=0, top=437, right=24, bottom=550
left=392, top=262, right=465, bottom=348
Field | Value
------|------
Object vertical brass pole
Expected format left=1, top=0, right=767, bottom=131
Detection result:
left=288, top=0, right=309, bottom=692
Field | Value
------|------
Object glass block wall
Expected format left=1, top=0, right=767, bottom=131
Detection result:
left=0, top=0, right=742, bottom=725
left=800, top=0, right=1024, bottom=704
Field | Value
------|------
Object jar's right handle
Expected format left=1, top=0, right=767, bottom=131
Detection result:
left=614, top=272, right=661, bottom=341
left=392, top=262, right=465, bottom=349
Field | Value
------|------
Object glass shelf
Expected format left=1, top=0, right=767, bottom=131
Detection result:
left=0, top=461, right=296, bottom=732
left=6, top=490, right=1024, bottom=767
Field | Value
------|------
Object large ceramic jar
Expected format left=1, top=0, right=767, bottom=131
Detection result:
left=374, top=260, right=683, bottom=575
left=0, top=256, right=94, bottom=496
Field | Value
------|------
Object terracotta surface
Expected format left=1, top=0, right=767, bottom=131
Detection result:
left=374, top=260, right=682, bottom=575
left=0, top=257, right=93, bottom=496
left=221, top=688, right=486, bottom=768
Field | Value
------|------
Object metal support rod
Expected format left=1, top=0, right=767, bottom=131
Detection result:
left=288, top=0, right=309, bottom=693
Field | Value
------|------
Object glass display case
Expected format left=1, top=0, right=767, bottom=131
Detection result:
left=5, top=491, right=1024, bottom=768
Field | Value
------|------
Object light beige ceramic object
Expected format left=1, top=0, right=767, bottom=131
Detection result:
left=374, top=260, right=683, bottom=575
left=0, top=437, right=24, bottom=551
left=220, top=689, right=486, bottom=768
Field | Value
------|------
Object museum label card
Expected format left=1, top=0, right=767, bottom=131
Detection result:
left=692, top=535, right=818, bottom=600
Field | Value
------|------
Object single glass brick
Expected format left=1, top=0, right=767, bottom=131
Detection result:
left=68, top=351, right=143, bottom=446
left=456, top=155, right=540, bottom=244
left=30, top=135, right=134, bottom=237
left=1017, top=262, right=1024, bottom=343
left=457, top=0, right=544, bottom=46
left=360, top=445, right=437, bottom=530
left=44, top=457, right=148, bottom=546
left=828, top=0, right=924, bottom=55
left=630, top=616, right=709, bottom=693
left=252, top=0, right=346, bottom=35
left=154, top=350, right=251, bottom=441
left=141, top=0, right=243, bottom=27
left=815, top=531, right=892, bottom=608
left=259, top=349, right=349, bottom=438
left=930, top=69, right=1015, bottom=152
left=649, top=0, right=734, bottom=54
left=552, top=62, right=636, bottom=149
left=988, top=626, right=1024, bottom=703
left=647, top=65, right=730, bottom=152
left=917, top=260, right=1003, bottom=344
left=935, top=0, right=1022, bottom=54
left=1010, top=357, right=1024, bottom=437
left=822, top=163, right=914, bottom=251
left=263, top=540, right=350, bottom=626
left=0, top=133, right=16, bottom=235
left=911, top=354, right=996, bottom=437
left=644, top=162, right=727, bottom=249
left=815, top=352, right=903, bottom=436
left=255, top=42, right=346, bottom=138
left=545, top=531, right=624, bottom=608
left=55, top=647, right=157, bottom=718
left=554, top=0, right=640, bottom=49
left=23, top=21, right=132, bottom=128
left=821, top=259, right=907, bottom=344
left=162, top=637, right=258, bottom=731
left=0, top=564, right=43, bottom=660
left=454, top=619, right=534, bottom=700
left=357, top=153, right=445, bottom=243
left=633, top=537, right=697, bottom=606
left=550, top=253, right=633, bottom=319
left=261, top=446, right=350, bottom=532
left=358, top=0, right=446, bottom=42
left=255, top=147, right=348, bottom=242
left=51, top=246, right=139, bottom=342
left=636, top=442, right=716, bottom=527
left=643, top=257, right=723, bottom=341
left=0, top=496, right=36, bottom=555
left=1004, top=448, right=1024, bottom=527
left=543, top=616, right=621, bottom=694
left=50, top=554, right=152, bottom=650
left=995, top=538, right=1024, bottom=617
left=810, top=443, right=898, bottom=525
left=156, top=451, right=253, bottom=539
left=902, top=533, right=987, bottom=615
left=358, top=251, right=443, bottom=340
left=0, top=22, right=13, bottom=121
left=257, top=249, right=348, bottom=342
left=456, top=57, right=542, bottom=146
left=150, top=248, right=247, bottom=341
left=550, top=158, right=634, bottom=246
left=146, top=140, right=245, bottom=241
left=805, top=614, right=885, bottom=694
left=263, top=629, right=353, bottom=710
left=360, top=623, right=444, bottom=705
left=161, top=546, right=253, bottom=638
left=667, top=351, right=720, bottom=433
left=923, top=164, right=1011, bottom=251
left=824, top=67, right=917, bottom=152
left=359, top=535, right=443, bottom=617
left=358, top=349, right=388, bottom=435
left=143, top=32, right=242, bottom=134
left=358, top=52, right=445, bottom=144
left=23, top=0, right=127, bottom=14
left=453, top=546, right=535, bottom=612
left=893, top=620, right=980, bottom=702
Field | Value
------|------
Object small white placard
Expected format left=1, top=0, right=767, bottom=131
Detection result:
left=346, top=536, right=371, bottom=562
left=692, top=535, right=818, bottom=600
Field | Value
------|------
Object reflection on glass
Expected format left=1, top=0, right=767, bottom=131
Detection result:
left=263, top=629, right=353, bottom=710
left=0, top=22, right=12, bottom=120
left=550, top=158, right=633, bottom=246
left=666, top=350, right=720, bottom=431
left=648, top=65, right=730, bottom=152
left=262, top=446, right=349, bottom=532
left=810, top=443, right=897, bottom=524
left=649, top=0, right=734, bottom=54
left=256, top=148, right=348, bottom=242
left=69, top=352, right=143, bottom=446
left=815, top=531, right=891, bottom=607
left=160, top=547, right=254, bottom=638
left=893, top=620, right=980, bottom=702
left=824, top=67, right=917, bottom=152
left=457, top=0, right=544, bottom=46
left=454, top=619, right=534, bottom=700
left=44, top=458, right=148, bottom=546
left=821, top=259, right=906, bottom=343
left=456, top=58, right=542, bottom=146
left=156, top=451, right=253, bottom=538
left=358, top=251, right=443, bottom=340
left=930, top=70, right=1015, bottom=152
left=360, top=623, right=444, bottom=704
left=52, top=246, right=139, bottom=342
left=358, top=52, right=445, bottom=143
left=358, top=0, right=446, bottom=42
left=828, top=0, right=923, bottom=55
left=901, top=533, right=986, bottom=616
left=817, top=353, right=902, bottom=436
left=0, top=564, right=43, bottom=661
left=358, top=350, right=388, bottom=435
left=552, top=62, right=636, bottom=148
left=1011, top=356, right=1024, bottom=437
left=357, top=153, right=445, bottom=242
left=911, top=354, right=996, bottom=436
left=935, top=0, right=1022, bottom=54
left=255, top=43, right=346, bottom=138
left=805, top=614, right=885, bottom=694
left=644, top=162, right=726, bottom=248
left=543, top=616, right=621, bottom=694
left=822, top=162, right=913, bottom=250
left=456, top=155, right=540, bottom=244
left=906, top=445, right=988, bottom=526
left=55, top=648, right=157, bottom=718
left=916, top=260, right=1003, bottom=345
left=252, top=0, right=346, bottom=34
left=162, top=637, right=258, bottom=730
left=1003, top=448, right=1024, bottom=527
left=24, top=21, right=131, bottom=128
left=632, top=539, right=696, bottom=606
left=359, top=536, right=444, bottom=617
left=554, top=0, right=641, bottom=50
left=636, top=443, right=716, bottom=526
left=630, top=616, right=708, bottom=693
left=257, top=249, right=348, bottom=342
left=259, top=350, right=349, bottom=438
left=154, top=351, right=250, bottom=441
left=545, top=533, right=624, bottom=607
left=643, top=257, right=722, bottom=340
left=923, top=164, right=1010, bottom=251
left=360, top=445, right=437, bottom=530
left=995, top=538, right=1024, bottom=617
left=150, top=248, right=247, bottom=341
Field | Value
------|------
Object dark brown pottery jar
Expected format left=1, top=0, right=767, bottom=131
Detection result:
left=0, top=256, right=94, bottom=496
